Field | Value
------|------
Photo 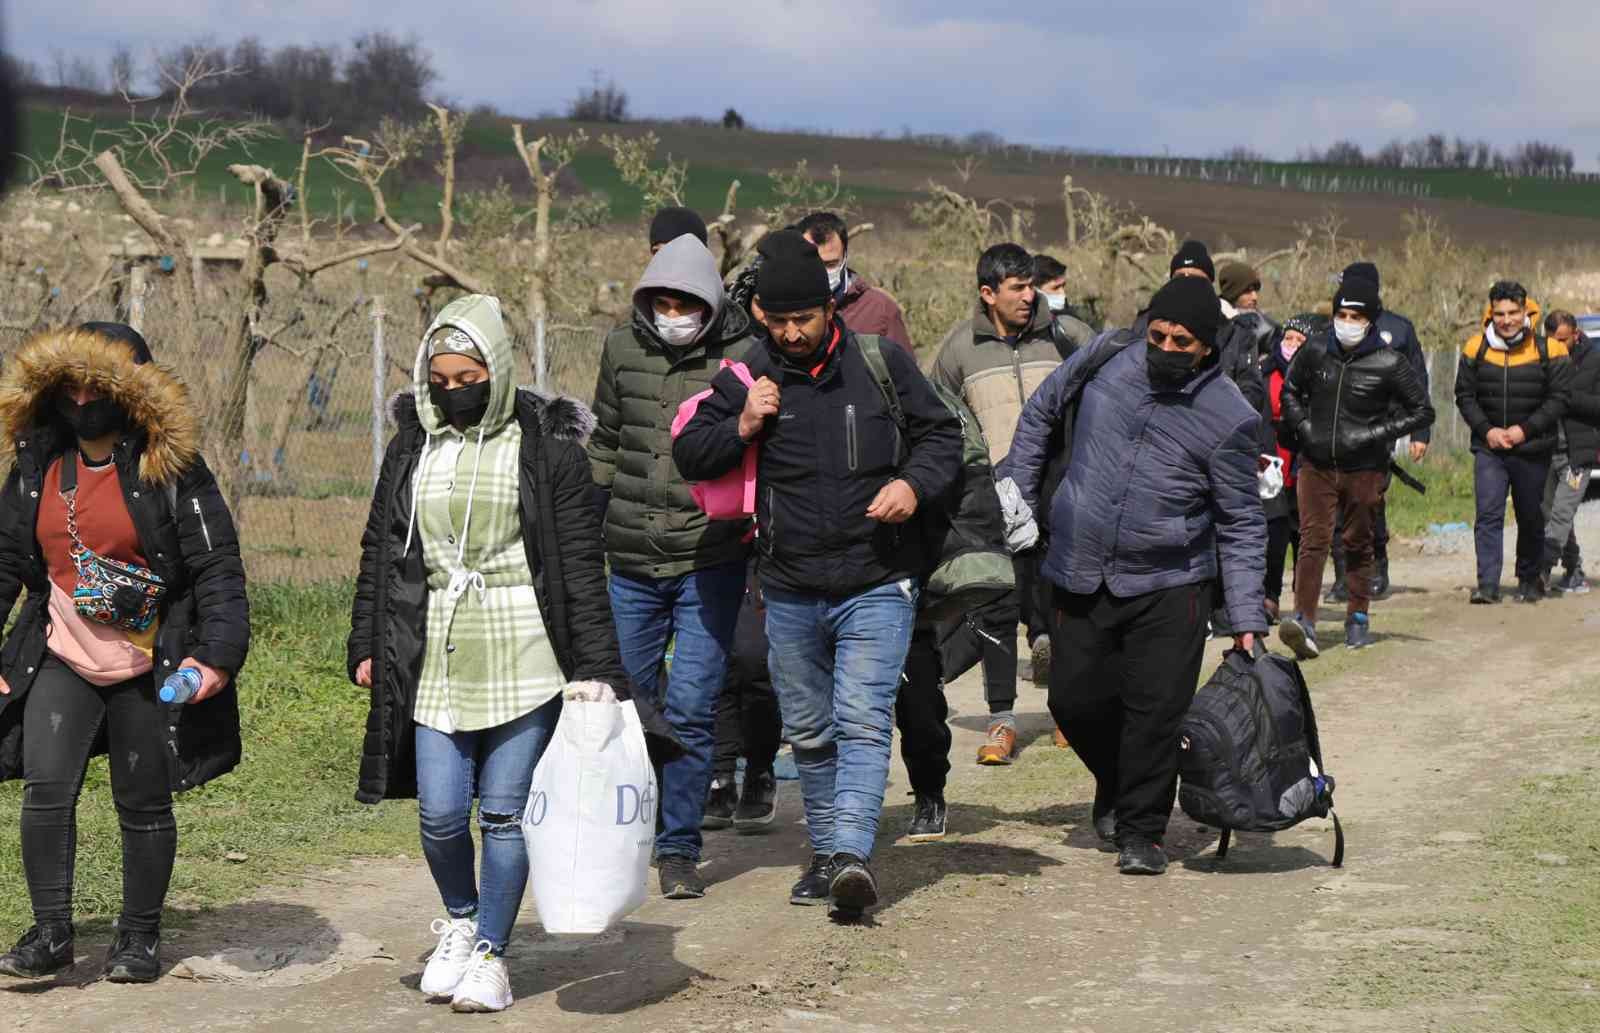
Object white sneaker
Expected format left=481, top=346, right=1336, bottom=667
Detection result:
left=451, top=941, right=513, bottom=1013
left=419, top=917, right=477, bottom=999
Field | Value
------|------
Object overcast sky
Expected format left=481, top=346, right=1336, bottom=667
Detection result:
left=8, top=1, right=1600, bottom=168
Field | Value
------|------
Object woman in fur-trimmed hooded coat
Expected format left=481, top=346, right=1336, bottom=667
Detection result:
left=0, top=322, right=249, bottom=982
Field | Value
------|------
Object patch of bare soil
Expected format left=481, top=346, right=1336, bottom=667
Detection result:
left=3, top=541, right=1594, bottom=1032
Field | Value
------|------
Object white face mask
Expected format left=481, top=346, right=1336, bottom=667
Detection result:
left=826, top=263, right=845, bottom=292
left=654, top=310, right=704, bottom=345
left=1040, top=291, right=1066, bottom=312
left=1334, top=318, right=1367, bottom=349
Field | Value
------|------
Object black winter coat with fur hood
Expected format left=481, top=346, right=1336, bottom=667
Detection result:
left=348, top=387, right=677, bottom=803
left=0, top=328, right=251, bottom=789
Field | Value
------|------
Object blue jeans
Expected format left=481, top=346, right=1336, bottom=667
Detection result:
left=764, top=580, right=916, bottom=861
left=414, top=697, right=562, bottom=954
left=608, top=560, right=745, bottom=861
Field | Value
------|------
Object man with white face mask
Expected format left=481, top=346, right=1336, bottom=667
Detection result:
left=1455, top=281, right=1573, bottom=604
left=588, top=231, right=763, bottom=900
left=797, top=212, right=913, bottom=351
left=1278, top=278, right=1433, bottom=658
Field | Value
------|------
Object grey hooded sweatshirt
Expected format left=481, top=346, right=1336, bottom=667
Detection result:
left=588, top=234, right=761, bottom=579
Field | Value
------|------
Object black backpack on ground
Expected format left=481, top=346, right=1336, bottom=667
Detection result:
left=1177, top=646, right=1344, bottom=867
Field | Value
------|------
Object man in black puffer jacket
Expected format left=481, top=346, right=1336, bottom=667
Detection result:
left=1540, top=310, right=1598, bottom=593
left=1278, top=276, right=1433, bottom=658
left=674, top=231, right=960, bottom=919
left=1455, top=281, right=1572, bottom=604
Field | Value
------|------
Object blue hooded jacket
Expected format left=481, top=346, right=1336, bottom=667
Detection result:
left=1003, top=329, right=1267, bottom=633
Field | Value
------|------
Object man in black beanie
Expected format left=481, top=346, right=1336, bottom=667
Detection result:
left=674, top=229, right=961, bottom=919
left=1323, top=260, right=1430, bottom=603
left=648, top=206, right=709, bottom=254
left=1136, top=244, right=1266, bottom=639
left=1004, top=274, right=1266, bottom=875
left=1170, top=240, right=1216, bottom=282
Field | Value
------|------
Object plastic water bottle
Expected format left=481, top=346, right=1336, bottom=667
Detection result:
left=159, top=667, right=203, bottom=704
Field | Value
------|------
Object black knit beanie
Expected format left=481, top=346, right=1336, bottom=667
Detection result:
left=1148, top=276, right=1224, bottom=347
left=1333, top=276, right=1382, bottom=319
left=755, top=230, right=831, bottom=314
left=80, top=321, right=153, bottom=365
left=1342, top=261, right=1380, bottom=288
left=648, top=206, right=709, bottom=248
left=1283, top=313, right=1327, bottom=339
left=1169, top=239, right=1215, bottom=281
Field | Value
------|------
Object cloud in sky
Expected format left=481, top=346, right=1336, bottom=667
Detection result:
left=8, top=1, right=1599, bottom=167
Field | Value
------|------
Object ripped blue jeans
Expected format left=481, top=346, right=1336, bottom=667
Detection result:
left=764, top=579, right=916, bottom=861
left=414, top=696, right=561, bottom=954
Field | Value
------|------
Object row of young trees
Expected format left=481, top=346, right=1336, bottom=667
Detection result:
left=5, top=33, right=438, bottom=131
left=1294, top=135, right=1577, bottom=177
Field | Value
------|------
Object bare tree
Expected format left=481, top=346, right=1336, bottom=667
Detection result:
left=513, top=124, right=588, bottom=343
left=108, top=45, right=137, bottom=95
left=601, top=131, right=686, bottom=212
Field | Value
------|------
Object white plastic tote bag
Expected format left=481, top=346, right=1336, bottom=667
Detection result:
left=522, top=683, right=656, bottom=934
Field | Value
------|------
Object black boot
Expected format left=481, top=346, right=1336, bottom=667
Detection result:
left=1324, top=546, right=1348, bottom=604
left=1370, top=557, right=1391, bottom=601
left=0, top=923, right=75, bottom=979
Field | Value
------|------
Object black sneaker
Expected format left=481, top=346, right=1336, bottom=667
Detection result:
left=702, top=777, right=737, bottom=830
left=1278, top=614, right=1320, bottom=661
left=1092, top=808, right=1117, bottom=843
left=1562, top=570, right=1591, bottom=595
left=1470, top=586, right=1501, bottom=604
left=0, top=923, right=74, bottom=979
left=907, top=793, right=947, bottom=842
left=789, top=854, right=832, bottom=907
left=1517, top=580, right=1543, bottom=604
left=734, top=768, right=777, bottom=831
left=658, top=857, right=706, bottom=900
left=1344, top=613, right=1373, bottom=650
left=827, top=854, right=879, bottom=916
left=103, top=928, right=160, bottom=984
left=1117, top=840, right=1168, bottom=876
left=1323, top=581, right=1349, bottom=605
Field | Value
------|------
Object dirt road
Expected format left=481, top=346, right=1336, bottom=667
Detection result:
left=3, top=543, right=1595, bottom=1032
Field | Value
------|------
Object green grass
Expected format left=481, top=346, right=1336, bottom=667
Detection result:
left=1385, top=451, right=1477, bottom=538
left=0, top=580, right=419, bottom=938
left=1325, top=763, right=1600, bottom=1031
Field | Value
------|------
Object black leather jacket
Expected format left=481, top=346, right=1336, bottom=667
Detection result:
left=1281, top=329, right=1435, bottom=473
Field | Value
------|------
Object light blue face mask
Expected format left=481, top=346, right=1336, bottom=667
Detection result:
left=1040, top=291, right=1066, bottom=312
left=1334, top=318, right=1367, bottom=349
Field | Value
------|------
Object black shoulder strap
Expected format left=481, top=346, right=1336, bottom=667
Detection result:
left=58, top=448, right=78, bottom=495
left=1536, top=334, right=1549, bottom=367
left=1473, top=338, right=1491, bottom=365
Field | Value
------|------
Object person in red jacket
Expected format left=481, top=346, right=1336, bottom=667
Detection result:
left=1261, top=314, right=1325, bottom=623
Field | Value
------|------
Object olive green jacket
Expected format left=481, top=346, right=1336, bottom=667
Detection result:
left=588, top=236, right=760, bottom=579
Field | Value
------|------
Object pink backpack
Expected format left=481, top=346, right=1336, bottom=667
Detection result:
left=671, top=360, right=757, bottom=520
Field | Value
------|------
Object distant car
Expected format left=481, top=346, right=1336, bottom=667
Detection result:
left=1580, top=315, right=1600, bottom=341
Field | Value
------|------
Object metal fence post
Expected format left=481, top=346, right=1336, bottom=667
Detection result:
left=372, top=296, right=386, bottom=487
left=534, top=314, right=548, bottom=393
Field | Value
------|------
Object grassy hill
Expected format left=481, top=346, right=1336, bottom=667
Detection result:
left=15, top=101, right=1600, bottom=249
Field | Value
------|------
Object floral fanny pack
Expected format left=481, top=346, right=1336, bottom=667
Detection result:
left=59, top=450, right=167, bottom=633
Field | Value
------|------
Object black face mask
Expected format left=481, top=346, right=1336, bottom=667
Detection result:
left=429, top=381, right=491, bottom=430
left=56, top=393, right=126, bottom=440
left=1146, top=344, right=1203, bottom=390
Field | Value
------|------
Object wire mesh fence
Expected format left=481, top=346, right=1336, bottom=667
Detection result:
left=0, top=273, right=609, bottom=585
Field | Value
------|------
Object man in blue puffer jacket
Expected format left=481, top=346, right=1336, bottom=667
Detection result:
left=1002, top=275, right=1266, bottom=876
